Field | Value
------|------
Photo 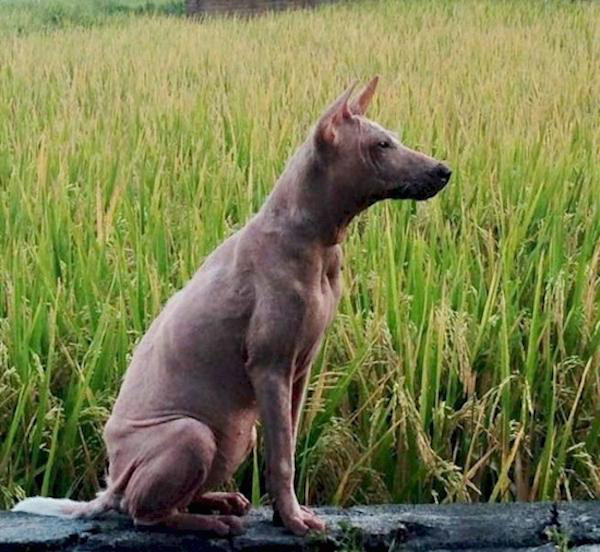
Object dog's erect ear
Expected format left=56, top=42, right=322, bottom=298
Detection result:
left=350, top=76, right=379, bottom=116
left=315, top=82, right=356, bottom=146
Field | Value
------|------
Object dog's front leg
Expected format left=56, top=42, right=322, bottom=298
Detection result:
left=291, top=371, right=309, bottom=446
left=250, top=368, right=325, bottom=535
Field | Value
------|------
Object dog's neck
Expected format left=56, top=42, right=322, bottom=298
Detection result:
left=259, top=141, right=368, bottom=247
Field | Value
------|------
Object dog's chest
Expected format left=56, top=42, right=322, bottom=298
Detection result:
left=320, top=245, right=342, bottom=320
left=296, top=246, right=342, bottom=351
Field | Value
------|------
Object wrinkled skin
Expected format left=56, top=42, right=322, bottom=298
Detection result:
left=100, top=78, right=451, bottom=536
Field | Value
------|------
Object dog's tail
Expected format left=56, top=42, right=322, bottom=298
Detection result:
left=12, top=491, right=114, bottom=519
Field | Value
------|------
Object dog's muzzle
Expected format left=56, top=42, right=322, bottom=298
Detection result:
left=388, top=164, right=451, bottom=201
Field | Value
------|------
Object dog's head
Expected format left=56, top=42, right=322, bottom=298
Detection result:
left=313, top=77, right=451, bottom=203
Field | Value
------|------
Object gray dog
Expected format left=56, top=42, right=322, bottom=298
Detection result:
left=14, top=77, right=451, bottom=536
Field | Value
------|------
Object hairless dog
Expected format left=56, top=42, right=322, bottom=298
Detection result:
left=14, top=77, right=451, bottom=536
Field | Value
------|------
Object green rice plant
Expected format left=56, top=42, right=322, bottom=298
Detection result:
left=0, top=0, right=184, bottom=34
left=0, top=0, right=598, bottom=509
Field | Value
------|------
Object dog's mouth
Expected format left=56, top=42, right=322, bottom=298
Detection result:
left=388, top=175, right=450, bottom=201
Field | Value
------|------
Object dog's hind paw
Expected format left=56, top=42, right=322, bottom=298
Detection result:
left=189, top=491, right=251, bottom=516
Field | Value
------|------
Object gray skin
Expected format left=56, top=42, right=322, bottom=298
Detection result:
left=67, top=78, right=451, bottom=536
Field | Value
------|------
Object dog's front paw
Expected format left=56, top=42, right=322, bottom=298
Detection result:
left=273, top=505, right=326, bottom=535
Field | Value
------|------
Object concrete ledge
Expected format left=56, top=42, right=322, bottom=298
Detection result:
left=1, top=502, right=599, bottom=551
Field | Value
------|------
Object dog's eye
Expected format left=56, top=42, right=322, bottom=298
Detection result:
left=377, top=140, right=391, bottom=149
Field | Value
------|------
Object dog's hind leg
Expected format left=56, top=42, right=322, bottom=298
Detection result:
left=122, top=417, right=245, bottom=535
left=189, top=426, right=255, bottom=517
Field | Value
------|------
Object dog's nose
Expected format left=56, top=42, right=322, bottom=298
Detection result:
left=434, top=163, right=452, bottom=183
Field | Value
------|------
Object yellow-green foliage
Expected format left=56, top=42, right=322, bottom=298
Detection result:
left=0, top=0, right=599, bottom=508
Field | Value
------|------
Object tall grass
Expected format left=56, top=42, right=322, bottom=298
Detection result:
left=0, top=0, right=599, bottom=509
left=0, top=0, right=183, bottom=34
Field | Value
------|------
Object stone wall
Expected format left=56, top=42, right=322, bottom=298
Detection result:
left=186, top=0, right=339, bottom=17
left=3, top=502, right=600, bottom=551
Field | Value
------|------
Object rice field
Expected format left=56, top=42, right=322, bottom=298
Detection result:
left=0, top=0, right=599, bottom=510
